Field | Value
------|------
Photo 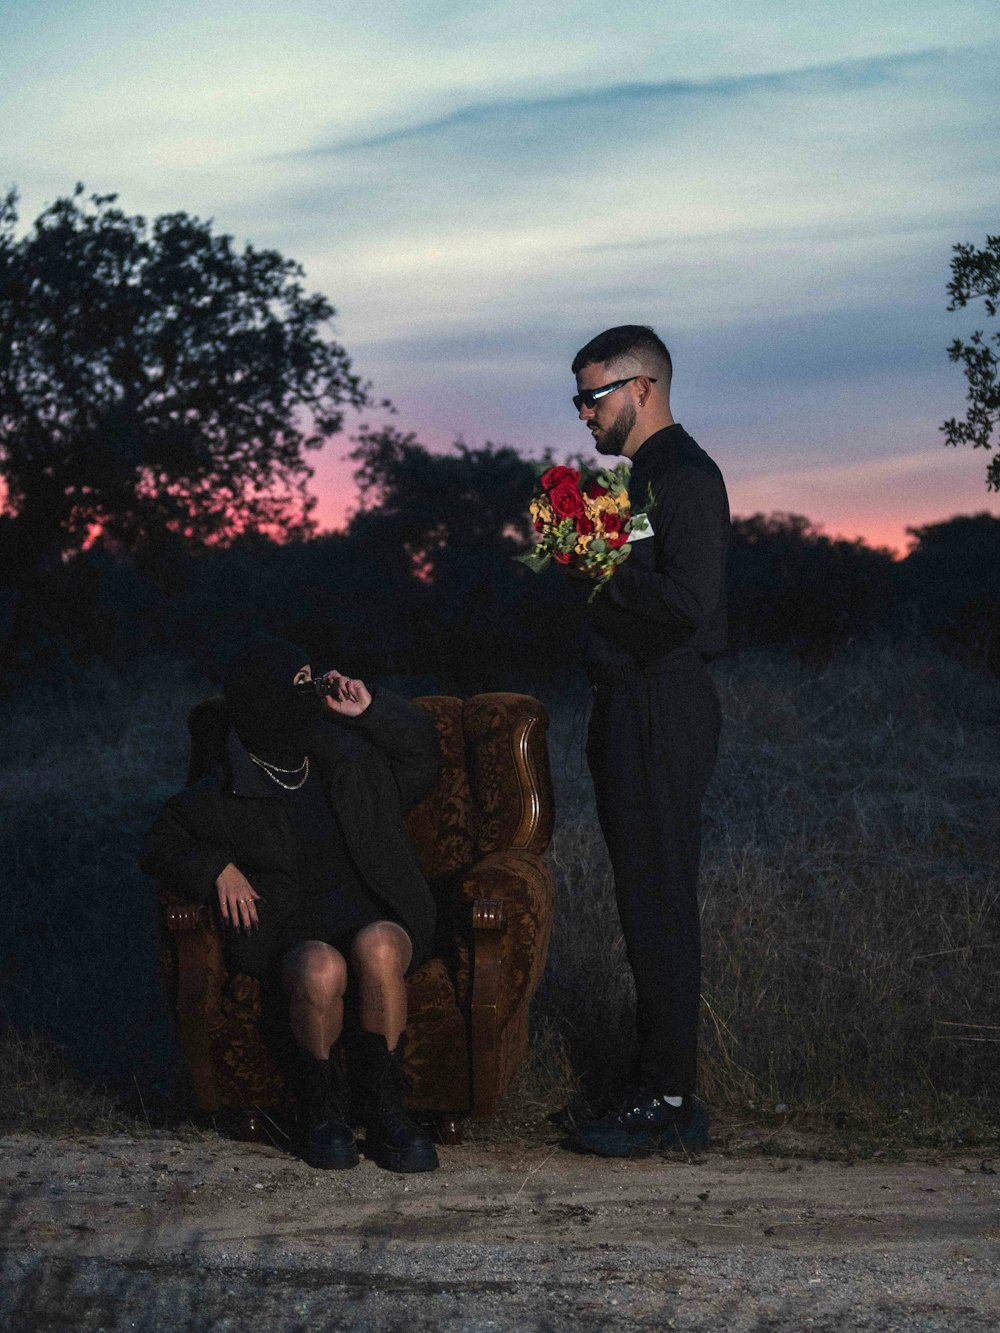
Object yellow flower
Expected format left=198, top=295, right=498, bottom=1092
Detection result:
left=531, top=498, right=556, bottom=527
left=588, top=493, right=625, bottom=518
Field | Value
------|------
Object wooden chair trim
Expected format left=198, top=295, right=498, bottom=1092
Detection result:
left=471, top=898, right=507, bottom=933
left=166, top=903, right=214, bottom=932
left=171, top=929, right=221, bottom=1111
left=462, top=692, right=555, bottom=856
left=510, top=713, right=545, bottom=850
left=469, top=897, right=506, bottom=1116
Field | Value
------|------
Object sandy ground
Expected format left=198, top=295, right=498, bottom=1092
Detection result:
left=1, top=1130, right=998, bottom=1331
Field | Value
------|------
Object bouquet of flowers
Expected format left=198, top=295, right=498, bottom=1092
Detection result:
left=514, top=462, right=653, bottom=600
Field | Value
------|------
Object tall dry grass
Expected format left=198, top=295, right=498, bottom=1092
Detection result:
left=0, top=658, right=209, bottom=1121
left=538, top=645, right=1000, bottom=1133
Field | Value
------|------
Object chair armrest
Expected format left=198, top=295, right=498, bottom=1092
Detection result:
left=165, top=902, right=216, bottom=933
left=460, top=849, right=555, bottom=997
left=461, top=851, right=555, bottom=1116
left=159, top=895, right=225, bottom=1110
left=468, top=897, right=506, bottom=1115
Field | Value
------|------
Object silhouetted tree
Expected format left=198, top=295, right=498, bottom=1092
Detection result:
left=0, top=186, right=372, bottom=652
left=348, top=426, right=557, bottom=689
left=899, top=512, right=1000, bottom=670
left=63, top=429, right=549, bottom=687
left=942, top=234, right=1000, bottom=490
left=727, top=513, right=897, bottom=659
left=350, top=425, right=537, bottom=562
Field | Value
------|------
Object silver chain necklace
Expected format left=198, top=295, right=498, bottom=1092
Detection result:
left=248, top=752, right=310, bottom=791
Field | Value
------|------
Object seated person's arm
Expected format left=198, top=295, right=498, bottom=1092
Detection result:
left=141, top=799, right=227, bottom=899
left=320, top=673, right=441, bottom=809
left=142, top=801, right=262, bottom=932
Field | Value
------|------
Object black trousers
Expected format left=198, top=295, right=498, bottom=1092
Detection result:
left=586, top=657, right=722, bottom=1094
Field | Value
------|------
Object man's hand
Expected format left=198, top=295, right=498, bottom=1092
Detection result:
left=320, top=671, right=372, bottom=717
left=215, top=863, right=262, bottom=933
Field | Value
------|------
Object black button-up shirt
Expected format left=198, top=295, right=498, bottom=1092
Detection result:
left=583, top=423, right=730, bottom=668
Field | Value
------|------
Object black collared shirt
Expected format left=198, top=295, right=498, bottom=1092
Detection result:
left=583, top=423, right=730, bottom=668
left=284, top=763, right=363, bottom=895
left=238, top=738, right=378, bottom=919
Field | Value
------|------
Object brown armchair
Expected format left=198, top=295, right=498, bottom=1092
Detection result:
left=159, top=692, right=555, bottom=1138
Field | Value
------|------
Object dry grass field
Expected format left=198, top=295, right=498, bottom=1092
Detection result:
left=537, top=645, right=999, bottom=1143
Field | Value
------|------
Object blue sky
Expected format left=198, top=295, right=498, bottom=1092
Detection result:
left=3, top=0, right=998, bottom=548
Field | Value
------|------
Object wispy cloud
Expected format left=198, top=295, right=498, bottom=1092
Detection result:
left=302, top=46, right=973, bottom=157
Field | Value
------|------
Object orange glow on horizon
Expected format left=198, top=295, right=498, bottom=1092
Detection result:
left=309, top=459, right=998, bottom=562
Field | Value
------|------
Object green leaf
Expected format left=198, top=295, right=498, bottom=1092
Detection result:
left=513, top=550, right=551, bottom=573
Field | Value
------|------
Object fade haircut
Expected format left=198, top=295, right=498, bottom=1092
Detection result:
left=571, top=324, right=673, bottom=381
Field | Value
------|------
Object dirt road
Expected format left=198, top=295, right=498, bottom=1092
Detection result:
left=1, top=1131, right=997, bottom=1330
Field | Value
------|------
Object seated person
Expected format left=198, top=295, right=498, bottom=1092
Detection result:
left=142, top=635, right=442, bottom=1173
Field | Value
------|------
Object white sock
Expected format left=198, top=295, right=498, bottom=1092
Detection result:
left=663, top=1096, right=684, bottom=1107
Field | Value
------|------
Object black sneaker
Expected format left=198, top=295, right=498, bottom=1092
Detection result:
left=570, top=1093, right=709, bottom=1158
left=549, top=1086, right=626, bottom=1134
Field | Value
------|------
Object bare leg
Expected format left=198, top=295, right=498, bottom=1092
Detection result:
left=351, top=921, right=413, bottom=1050
left=282, top=940, right=348, bottom=1058
left=353, top=923, right=436, bottom=1172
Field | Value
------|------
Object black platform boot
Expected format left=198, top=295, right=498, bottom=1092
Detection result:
left=297, top=1048, right=359, bottom=1170
left=359, top=1031, right=439, bottom=1173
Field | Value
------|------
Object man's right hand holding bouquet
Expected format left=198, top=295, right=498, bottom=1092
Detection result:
left=515, top=463, right=652, bottom=601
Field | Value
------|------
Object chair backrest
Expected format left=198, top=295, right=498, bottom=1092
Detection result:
left=403, top=697, right=476, bottom=880
left=185, top=692, right=554, bottom=880
left=461, top=693, right=554, bottom=858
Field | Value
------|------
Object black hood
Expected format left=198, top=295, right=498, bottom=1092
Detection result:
left=223, top=636, right=323, bottom=766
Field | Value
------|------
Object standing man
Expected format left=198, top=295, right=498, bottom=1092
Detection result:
left=569, top=325, right=729, bottom=1157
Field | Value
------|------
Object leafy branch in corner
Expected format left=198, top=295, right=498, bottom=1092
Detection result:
left=941, top=233, right=1000, bottom=490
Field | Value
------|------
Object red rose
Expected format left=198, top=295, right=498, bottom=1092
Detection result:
left=541, top=465, right=581, bottom=491
left=554, top=551, right=573, bottom=564
left=534, top=518, right=545, bottom=532
left=576, top=515, right=595, bottom=535
left=584, top=481, right=608, bottom=498
left=602, top=512, right=623, bottom=534
left=549, top=480, right=584, bottom=519
left=607, top=530, right=628, bottom=549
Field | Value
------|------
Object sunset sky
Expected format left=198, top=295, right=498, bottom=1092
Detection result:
left=3, top=1, right=998, bottom=551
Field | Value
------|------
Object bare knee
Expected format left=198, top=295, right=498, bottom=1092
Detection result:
left=283, top=941, right=348, bottom=1004
left=351, top=922, right=412, bottom=979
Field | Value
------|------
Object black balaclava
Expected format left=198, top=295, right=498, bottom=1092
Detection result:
left=223, top=635, right=323, bottom=766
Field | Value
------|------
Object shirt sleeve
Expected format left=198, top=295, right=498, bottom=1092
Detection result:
left=141, top=797, right=234, bottom=903
left=337, top=686, right=442, bottom=810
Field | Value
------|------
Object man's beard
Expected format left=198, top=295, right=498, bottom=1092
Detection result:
left=594, top=401, right=636, bottom=456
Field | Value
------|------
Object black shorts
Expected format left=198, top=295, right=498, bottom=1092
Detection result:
left=223, top=893, right=390, bottom=982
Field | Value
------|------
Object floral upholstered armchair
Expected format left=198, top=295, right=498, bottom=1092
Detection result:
left=158, top=692, right=555, bottom=1139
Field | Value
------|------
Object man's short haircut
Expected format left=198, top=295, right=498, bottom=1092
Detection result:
left=571, top=324, right=672, bottom=379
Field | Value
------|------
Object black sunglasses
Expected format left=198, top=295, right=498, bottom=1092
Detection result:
left=572, top=376, right=656, bottom=412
